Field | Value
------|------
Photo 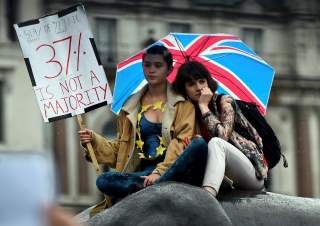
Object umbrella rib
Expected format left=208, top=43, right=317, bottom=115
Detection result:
left=172, top=34, right=188, bottom=62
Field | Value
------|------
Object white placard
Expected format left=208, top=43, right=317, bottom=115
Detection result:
left=14, top=5, right=113, bottom=122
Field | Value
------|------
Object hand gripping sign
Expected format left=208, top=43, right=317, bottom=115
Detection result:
left=14, top=5, right=113, bottom=123
left=14, top=5, right=112, bottom=176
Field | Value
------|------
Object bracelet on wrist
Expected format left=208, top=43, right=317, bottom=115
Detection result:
left=152, top=170, right=161, bottom=176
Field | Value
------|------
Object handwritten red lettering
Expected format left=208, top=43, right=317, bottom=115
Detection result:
left=35, top=87, right=46, bottom=101
left=77, top=32, right=82, bottom=71
left=36, top=44, right=62, bottom=79
left=73, top=75, right=84, bottom=89
left=61, top=96, right=70, bottom=112
left=35, top=85, right=55, bottom=101
left=59, top=80, right=69, bottom=95
left=46, top=85, right=55, bottom=99
left=90, top=70, right=100, bottom=86
left=99, top=83, right=108, bottom=100
left=92, top=86, right=100, bottom=102
left=36, top=33, right=84, bottom=80
left=84, top=89, right=94, bottom=105
left=69, top=95, right=78, bottom=110
left=44, top=102, right=57, bottom=118
left=59, top=75, right=84, bottom=94
left=55, top=100, right=66, bottom=114
left=53, top=35, right=72, bottom=78
left=75, top=93, right=87, bottom=107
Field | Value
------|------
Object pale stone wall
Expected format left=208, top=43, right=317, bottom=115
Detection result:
left=266, top=106, right=297, bottom=196
left=0, top=0, right=7, bottom=42
left=0, top=32, right=47, bottom=152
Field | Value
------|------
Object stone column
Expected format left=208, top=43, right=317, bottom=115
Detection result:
left=294, top=106, right=313, bottom=197
left=53, top=120, right=69, bottom=194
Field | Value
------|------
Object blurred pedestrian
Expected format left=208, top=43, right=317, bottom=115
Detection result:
left=48, top=206, right=81, bottom=226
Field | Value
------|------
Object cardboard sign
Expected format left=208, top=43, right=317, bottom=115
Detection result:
left=14, top=5, right=113, bottom=122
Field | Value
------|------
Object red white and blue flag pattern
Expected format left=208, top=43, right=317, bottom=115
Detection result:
left=112, top=33, right=275, bottom=114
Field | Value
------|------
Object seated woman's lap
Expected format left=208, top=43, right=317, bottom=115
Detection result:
left=158, top=137, right=208, bottom=186
left=96, top=138, right=208, bottom=197
left=96, top=166, right=154, bottom=197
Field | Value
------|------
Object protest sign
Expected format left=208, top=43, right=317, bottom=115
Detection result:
left=14, top=5, right=113, bottom=122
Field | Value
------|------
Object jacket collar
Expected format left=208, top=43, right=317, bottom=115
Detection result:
left=122, top=83, right=185, bottom=114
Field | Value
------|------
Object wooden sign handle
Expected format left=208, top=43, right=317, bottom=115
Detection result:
left=77, top=114, right=102, bottom=175
left=77, top=114, right=112, bottom=211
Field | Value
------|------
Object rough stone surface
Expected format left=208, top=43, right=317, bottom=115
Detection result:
left=79, top=182, right=320, bottom=226
left=88, top=182, right=232, bottom=226
left=220, top=190, right=320, bottom=226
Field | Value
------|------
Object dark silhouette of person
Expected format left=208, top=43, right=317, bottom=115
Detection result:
left=143, top=29, right=156, bottom=48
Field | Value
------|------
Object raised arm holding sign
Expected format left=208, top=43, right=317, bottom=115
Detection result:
left=14, top=4, right=202, bottom=218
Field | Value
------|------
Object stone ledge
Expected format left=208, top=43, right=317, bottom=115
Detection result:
left=77, top=182, right=320, bottom=226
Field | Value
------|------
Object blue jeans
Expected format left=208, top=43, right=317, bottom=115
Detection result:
left=96, top=138, right=208, bottom=198
left=157, top=138, right=208, bottom=186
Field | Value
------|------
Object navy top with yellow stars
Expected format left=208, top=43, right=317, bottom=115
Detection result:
left=135, top=101, right=167, bottom=162
left=140, top=114, right=162, bottom=159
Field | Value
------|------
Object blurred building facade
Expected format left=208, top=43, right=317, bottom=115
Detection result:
left=1, top=0, right=320, bottom=209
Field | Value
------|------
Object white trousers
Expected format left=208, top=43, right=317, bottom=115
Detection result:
left=202, top=137, right=264, bottom=193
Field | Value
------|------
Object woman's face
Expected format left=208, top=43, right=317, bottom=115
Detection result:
left=185, top=78, right=208, bottom=102
left=143, top=54, right=170, bottom=86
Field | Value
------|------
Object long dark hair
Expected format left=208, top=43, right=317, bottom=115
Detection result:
left=172, top=61, right=218, bottom=98
left=172, top=61, right=219, bottom=120
left=142, top=45, right=173, bottom=71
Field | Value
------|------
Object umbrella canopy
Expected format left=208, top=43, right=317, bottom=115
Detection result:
left=112, top=33, right=275, bottom=114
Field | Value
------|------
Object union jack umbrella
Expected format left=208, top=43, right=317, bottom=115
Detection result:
left=112, top=33, right=275, bottom=114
